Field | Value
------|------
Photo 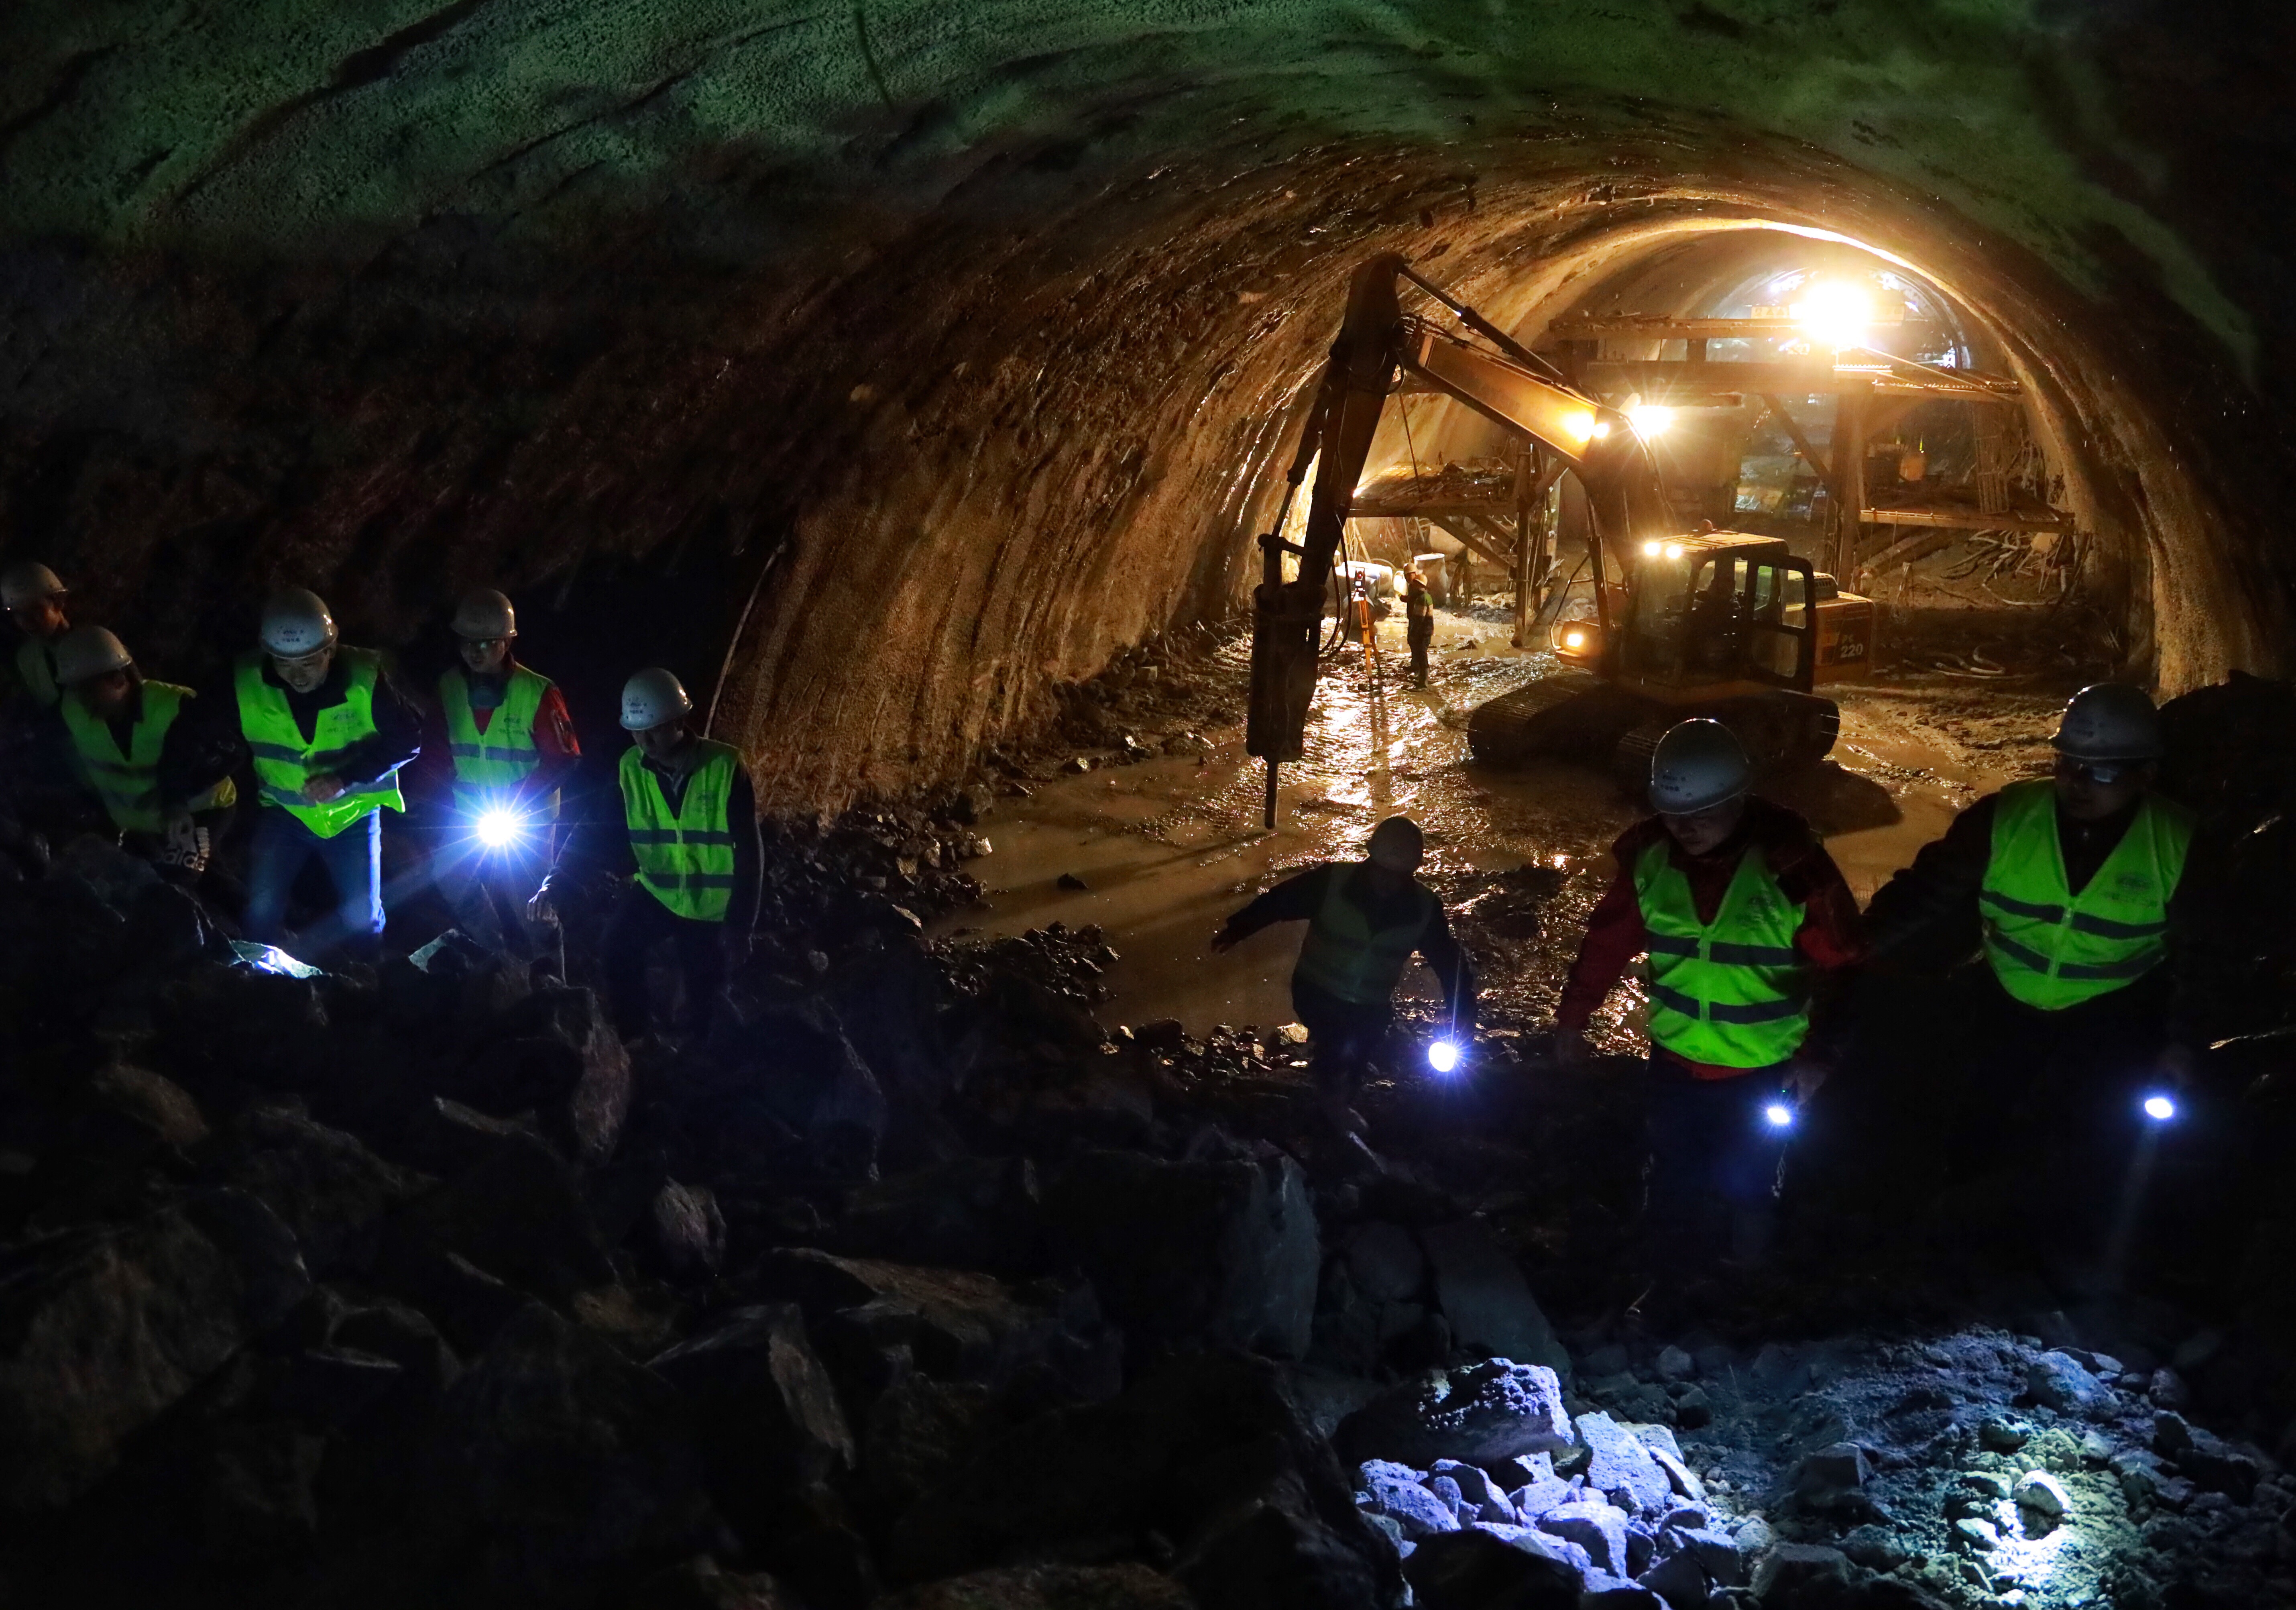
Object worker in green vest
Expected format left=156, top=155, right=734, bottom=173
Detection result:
left=162, top=587, right=423, bottom=964
left=2, top=562, right=71, bottom=715
left=1212, top=815, right=1474, bottom=1137
left=430, top=588, right=580, bottom=957
left=43, top=626, right=237, bottom=879
left=528, top=667, right=760, bottom=1039
left=1556, top=720, right=1865, bottom=1272
left=1863, top=684, right=2197, bottom=1218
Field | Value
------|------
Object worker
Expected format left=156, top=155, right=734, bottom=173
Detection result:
left=1555, top=720, right=1864, bottom=1270
left=161, top=587, right=421, bottom=964
left=1404, top=564, right=1436, bottom=687
left=528, top=668, right=760, bottom=1040
left=1347, top=576, right=1377, bottom=662
left=430, top=588, right=580, bottom=956
left=1211, top=815, right=1473, bottom=1135
left=1860, top=684, right=2195, bottom=1216
left=46, top=626, right=236, bottom=878
left=2, top=562, right=71, bottom=713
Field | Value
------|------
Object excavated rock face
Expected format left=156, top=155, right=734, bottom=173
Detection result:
left=1, top=1, right=2292, bottom=802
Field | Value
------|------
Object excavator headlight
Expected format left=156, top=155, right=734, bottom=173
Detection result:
left=1641, top=540, right=1663, bottom=558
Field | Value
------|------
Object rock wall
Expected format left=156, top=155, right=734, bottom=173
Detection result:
left=1, top=0, right=2291, bottom=802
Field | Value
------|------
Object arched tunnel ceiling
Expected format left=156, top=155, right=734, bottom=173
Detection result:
left=2, top=0, right=2292, bottom=802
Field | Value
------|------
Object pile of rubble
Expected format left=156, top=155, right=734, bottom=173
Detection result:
left=7, top=679, right=2296, bottom=1609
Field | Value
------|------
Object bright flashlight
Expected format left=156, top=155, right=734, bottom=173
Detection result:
left=2142, top=1092, right=2177, bottom=1123
left=1427, top=1039, right=1462, bottom=1075
left=1763, top=1101, right=1795, bottom=1130
left=1791, top=279, right=1873, bottom=349
left=476, top=807, right=524, bottom=849
left=1627, top=403, right=1674, bottom=438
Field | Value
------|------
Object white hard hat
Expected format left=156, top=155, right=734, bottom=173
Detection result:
left=2052, top=683, right=2163, bottom=763
left=0, top=562, right=65, bottom=610
left=1367, top=815, right=1425, bottom=872
left=452, top=588, right=517, bottom=641
left=260, top=588, right=338, bottom=658
left=53, top=625, right=133, bottom=684
left=621, top=667, right=693, bottom=731
left=1650, top=719, right=1751, bottom=814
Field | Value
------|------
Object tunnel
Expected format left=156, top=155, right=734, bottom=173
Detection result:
left=4, top=4, right=2296, bottom=1608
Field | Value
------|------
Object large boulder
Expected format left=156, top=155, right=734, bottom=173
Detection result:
left=196, top=1107, right=428, bottom=1276
left=872, top=1563, right=1196, bottom=1610
left=1575, top=1413, right=1674, bottom=1518
left=890, top=1353, right=1397, bottom=1610
left=1044, top=1148, right=1319, bottom=1358
left=756, top=1247, right=1112, bottom=1390
left=476, top=986, right=633, bottom=1165
left=1417, top=1220, right=1568, bottom=1376
left=380, top=1125, right=616, bottom=1303
left=0, top=1189, right=309, bottom=1508
left=414, top=1302, right=718, bottom=1606
left=649, top=1303, right=855, bottom=1538
left=834, top=1156, right=1046, bottom=1274
left=1402, top=1528, right=1583, bottom=1610
left=1337, top=1360, right=1575, bottom=1470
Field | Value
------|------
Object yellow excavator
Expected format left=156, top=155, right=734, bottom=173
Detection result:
left=1246, top=255, right=1875, bottom=822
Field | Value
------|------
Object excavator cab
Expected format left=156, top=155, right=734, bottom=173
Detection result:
left=1558, top=532, right=1818, bottom=692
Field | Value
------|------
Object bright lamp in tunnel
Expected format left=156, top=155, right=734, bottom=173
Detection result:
left=476, top=807, right=526, bottom=849
left=1791, top=279, right=1873, bottom=349
left=1627, top=403, right=1674, bottom=438
left=1763, top=1101, right=1796, bottom=1130
left=1561, top=411, right=1598, bottom=445
left=2142, top=1092, right=2178, bottom=1123
left=1427, top=1038, right=1462, bottom=1075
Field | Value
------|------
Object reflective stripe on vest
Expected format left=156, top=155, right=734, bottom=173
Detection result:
left=440, top=664, right=558, bottom=819
left=621, top=740, right=741, bottom=921
left=1292, top=865, right=1436, bottom=1007
left=232, top=649, right=407, bottom=839
left=15, top=637, right=57, bottom=709
left=1980, top=778, right=2192, bottom=1011
left=61, top=681, right=234, bottom=833
left=1632, top=837, right=1812, bottom=1069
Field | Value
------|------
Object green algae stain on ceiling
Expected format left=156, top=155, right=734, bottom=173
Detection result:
left=0, top=0, right=2250, bottom=361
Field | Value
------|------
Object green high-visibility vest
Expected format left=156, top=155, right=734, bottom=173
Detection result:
left=1293, top=865, right=1438, bottom=1006
left=1980, top=779, right=2192, bottom=1011
left=621, top=740, right=741, bottom=922
left=1632, top=836, right=1811, bottom=1069
left=15, top=636, right=57, bottom=709
left=440, top=664, right=558, bottom=819
left=233, top=649, right=407, bottom=839
left=61, top=681, right=236, bottom=833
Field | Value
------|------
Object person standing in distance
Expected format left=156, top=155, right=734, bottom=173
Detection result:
left=529, top=668, right=759, bottom=1039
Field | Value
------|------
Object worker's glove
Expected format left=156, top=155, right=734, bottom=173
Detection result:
left=525, top=877, right=560, bottom=927
left=153, top=812, right=210, bottom=874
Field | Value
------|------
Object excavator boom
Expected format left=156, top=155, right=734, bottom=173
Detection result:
left=1245, top=254, right=1674, bottom=818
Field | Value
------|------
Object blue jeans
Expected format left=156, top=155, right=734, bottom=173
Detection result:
left=243, top=807, right=383, bottom=964
left=1647, top=1054, right=1791, bottom=1224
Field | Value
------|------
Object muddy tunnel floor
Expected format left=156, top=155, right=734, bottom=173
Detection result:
left=4, top=605, right=2295, bottom=1610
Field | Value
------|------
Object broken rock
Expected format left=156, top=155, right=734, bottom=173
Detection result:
left=1044, top=1148, right=1318, bottom=1358
left=0, top=1189, right=309, bottom=1509
left=1576, top=1412, right=1674, bottom=1517
left=1418, top=1219, right=1569, bottom=1375
left=2027, top=1350, right=2110, bottom=1416
left=651, top=1303, right=855, bottom=1538
left=1402, top=1527, right=1582, bottom=1609
left=1339, top=1359, right=1575, bottom=1470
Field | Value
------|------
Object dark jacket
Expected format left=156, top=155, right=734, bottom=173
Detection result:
left=1222, top=861, right=1474, bottom=1023
left=551, top=741, right=763, bottom=936
left=1862, top=786, right=2195, bottom=1034
left=1559, top=797, right=1865, bottom=1075
left=160, top=650, right=424, bottom=806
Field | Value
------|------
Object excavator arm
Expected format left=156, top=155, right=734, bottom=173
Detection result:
left=1246, top=253, right=1673, bottom=820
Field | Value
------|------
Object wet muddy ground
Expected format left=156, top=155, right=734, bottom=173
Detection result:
left=936, top=605, right=2078, bottom=1043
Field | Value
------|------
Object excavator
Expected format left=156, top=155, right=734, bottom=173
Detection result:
left=1246, top=254, right=1875, bottom=823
